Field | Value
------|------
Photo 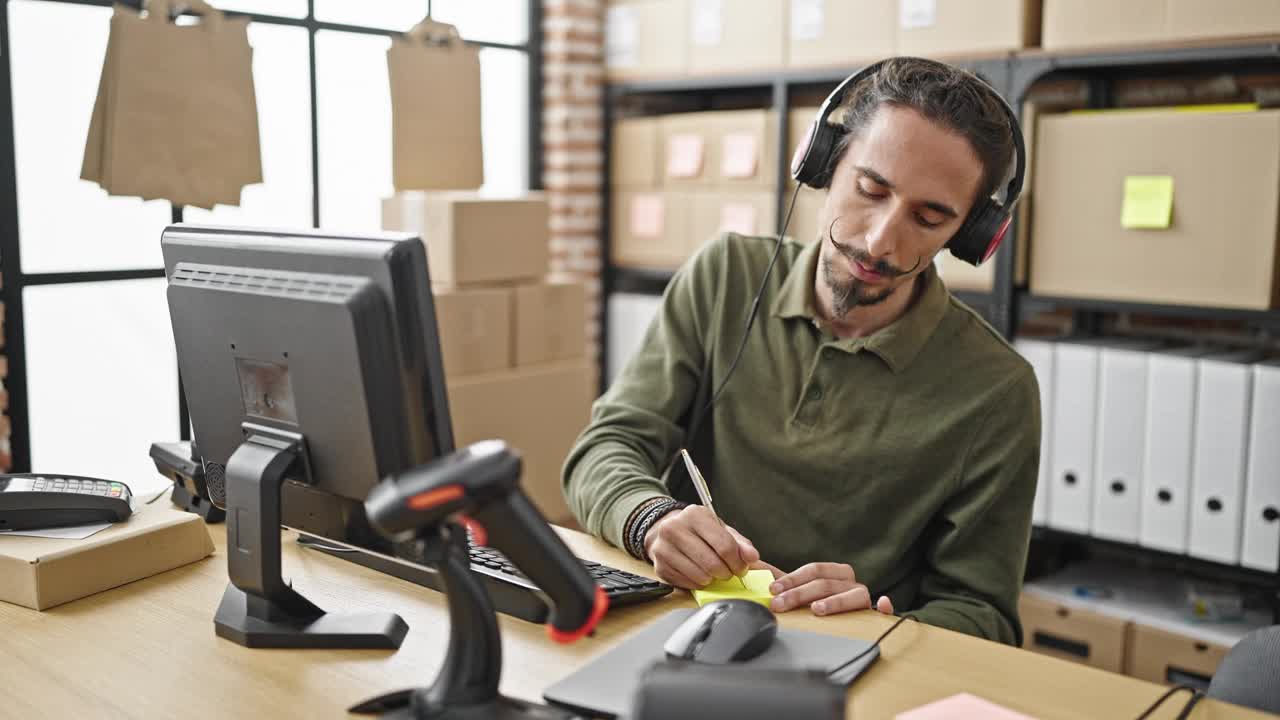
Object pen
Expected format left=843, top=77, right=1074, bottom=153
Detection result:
left=680, top=448, right=747, bottom=589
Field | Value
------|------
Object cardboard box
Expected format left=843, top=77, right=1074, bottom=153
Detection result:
left=1166, top=0, right=1280, bottom=43
left=661, top=110, right=777, bottom=188
left=612, top=189, right=695, bottom=269
left=433, top=286, right=512, bottom=378
left=448, top=362, right=592, bottom=525
left=1030, top=108, right=1280, bottom=310
left=688, top=0, right=786, bottom=75
left=383, top=192, right=550, bottom=287
left=896, top=0, right=1040, bottom=57
left=1019, top=592, right=1130, bottom=673
left=512, top=281, right=587, bottom=367
left=692, top=190, right=778, bottom=250
left=611, top=117, right=662, bottom=188
left=784, top=187, right=826, bottom=247
left=786, top=0, right=896, bottom=69
left=1041, top=0, right=1166, bottom=50
left=605, top=0, right=689, bottom=80
left=1044, top=0, right=1280, bottom=51
left=1125, top=622, right=1231, bottom=686
left=0, top=504, right=214, bottom=610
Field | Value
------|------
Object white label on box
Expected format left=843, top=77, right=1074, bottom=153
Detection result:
left=605, top=6, right=640, bottom=67
left=899, top=0, right=936, bottom=29
left=691, top=0, right=723, bottom=47
left=791, top=0, right=824, bottom=41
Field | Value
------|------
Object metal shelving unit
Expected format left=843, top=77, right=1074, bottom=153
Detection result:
left=600, top=40, right=1280, bottom=619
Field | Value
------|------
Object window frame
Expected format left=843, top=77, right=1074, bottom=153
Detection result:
left=0, top=0, right=543, bottom=471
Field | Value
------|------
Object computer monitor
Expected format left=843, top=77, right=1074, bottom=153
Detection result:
left=162, top=223, right=454, bottom=648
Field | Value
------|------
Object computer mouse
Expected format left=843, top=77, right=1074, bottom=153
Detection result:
left=663, top=599, right=778, bottom=664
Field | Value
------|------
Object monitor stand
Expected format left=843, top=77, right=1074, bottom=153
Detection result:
left=350, top=522, right=582, bottom=719
left=213, top=428, right=408, bottom=649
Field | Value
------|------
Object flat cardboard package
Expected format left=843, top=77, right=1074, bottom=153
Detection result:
left=512, top=280, right=587, bottom=367
left=605, top=0, right=690, bottom=80
left=0, top=503, right=215, bottom=610
left=1125, top=622, right=1230, bottom=686
left=1030, top=108, right=1280, bottom=310
left=1043, top=0, right=1280, bottom=51
left=688, top=0, right=785, bottom=75
left=382, top=192, right=550, bottom=287
left=447, top=362, right=592, bottom=526
left=661, top=110, right=777, bottom=189
left=433, top=286, right=512, bottom=378
left=611, top=117, right=662, bottom=188
left=612, top=189, right=695, bottom=269
left=692, top=190, right=778, bottom=249
left=1018, top=591, right=1130, bottom=673
left=896, top=0, right=1040, bottom=57
left=786, top=0, right=896, bottom=69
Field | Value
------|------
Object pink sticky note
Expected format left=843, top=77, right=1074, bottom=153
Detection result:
left=630, top=194, right=665, bottom=238
left=719, top=202, right=757, bottom=235
left=666, top=133, right=705, bottom=178
left=721, top=132, right=759, bottom=178
left=895, top=693, right=1037, bottom=720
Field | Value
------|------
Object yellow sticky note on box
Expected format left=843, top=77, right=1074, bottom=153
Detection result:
left=692, top=569, right=776, bottom=608
left=1121, top=175, right=1174, bottom=229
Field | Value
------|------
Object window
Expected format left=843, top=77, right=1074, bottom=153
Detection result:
left=0, top=1, right=538, bottom=474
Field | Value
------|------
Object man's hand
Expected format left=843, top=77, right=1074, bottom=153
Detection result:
left=759, top=561, right=895, bottom=616
left=643, top=505, right=760, bottom=589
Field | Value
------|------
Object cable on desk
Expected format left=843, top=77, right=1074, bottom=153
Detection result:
left=1174, top=690, right=1206, bottom=720
left=827, top=614, right=917, bottom=685
left=1134, top=684, right=1198, bottom=720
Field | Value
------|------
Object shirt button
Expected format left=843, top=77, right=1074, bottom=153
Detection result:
left=808, top=386, right=823, bottom=401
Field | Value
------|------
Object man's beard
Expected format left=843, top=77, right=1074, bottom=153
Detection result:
left=821, top=253, right=895, bottom=317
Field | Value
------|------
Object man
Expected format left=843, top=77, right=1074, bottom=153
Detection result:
left=564, top=58, right=1040, bottom=645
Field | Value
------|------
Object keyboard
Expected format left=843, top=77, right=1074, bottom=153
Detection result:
left=299, top=534, right=673, bottom=624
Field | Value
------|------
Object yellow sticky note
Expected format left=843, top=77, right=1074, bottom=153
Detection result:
left=692, top=569, right=776, bottom=608
left=1121, top=175, right=1174, bottom=229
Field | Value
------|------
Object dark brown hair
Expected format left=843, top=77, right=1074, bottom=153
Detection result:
left=824, top=57, right=1015, bottom=206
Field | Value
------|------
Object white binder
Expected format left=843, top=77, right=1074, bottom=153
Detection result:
left=1140, top=347, right=1213, bottom=555
left=1189, top=350, right=1264, bottom=565
left=1092, top=342, right=1157, bottom=543
left=1015, top=338, right=1055, bottom=527
left=1241, top=359, right=1280, bottom=572
left=1049, top=341, right=1101, bottom=534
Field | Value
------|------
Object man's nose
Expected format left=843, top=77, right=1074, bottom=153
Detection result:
left=863, top=202, right=909, bottom=259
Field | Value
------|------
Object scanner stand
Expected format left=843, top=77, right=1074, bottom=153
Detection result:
left=214, top=429, right=408, bottom=649
left=350, top=521, right=583, bottom=719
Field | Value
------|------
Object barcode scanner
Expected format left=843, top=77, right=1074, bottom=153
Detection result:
left=353, top=440, right=607, bottom=719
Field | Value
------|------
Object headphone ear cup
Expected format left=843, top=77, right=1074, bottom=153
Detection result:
left=792, top=120, right=837, bottom=189
left=947, top=201, right=1009, bottom=266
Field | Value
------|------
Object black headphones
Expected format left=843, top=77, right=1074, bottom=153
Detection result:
left=789, top=58, right=1027, bottom=267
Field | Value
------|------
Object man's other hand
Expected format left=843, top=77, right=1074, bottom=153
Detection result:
left=642, top=506, right=759, bottom=589
left=760, top=561, right=895, bottom=616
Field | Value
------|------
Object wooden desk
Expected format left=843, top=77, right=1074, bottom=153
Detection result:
left=0, top=526, right=1268, bottom=720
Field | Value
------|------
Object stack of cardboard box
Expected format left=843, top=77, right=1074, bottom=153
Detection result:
left=382, top=191, right=590, bottom=526
left=612, top=110, right=778, bottom=270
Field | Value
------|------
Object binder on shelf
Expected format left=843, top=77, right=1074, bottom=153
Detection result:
left=1049, top=340, right=1102, bottom=534
left=1015, top=338, right=1056, bottom=527
left=1241, top=359, right=1280, bottom=572
left=1189, top=350, right=1264, bottom=565
left=1140, top=346, right=1213, bottom=555
left=1092, top=341, right=1159, bottom=544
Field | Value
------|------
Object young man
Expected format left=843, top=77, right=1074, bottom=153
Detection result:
left=563, top=58, right=1040, bottom=645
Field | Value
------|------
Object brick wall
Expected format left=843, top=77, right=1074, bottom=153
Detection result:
left=542, top=0, right=604, bottom=386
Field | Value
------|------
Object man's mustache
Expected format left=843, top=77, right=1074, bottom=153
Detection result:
left=827, top=217, right=921, bottom=278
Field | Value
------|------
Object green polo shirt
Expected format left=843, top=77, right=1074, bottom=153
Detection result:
left=563, top=232, right=1040, bottom=644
